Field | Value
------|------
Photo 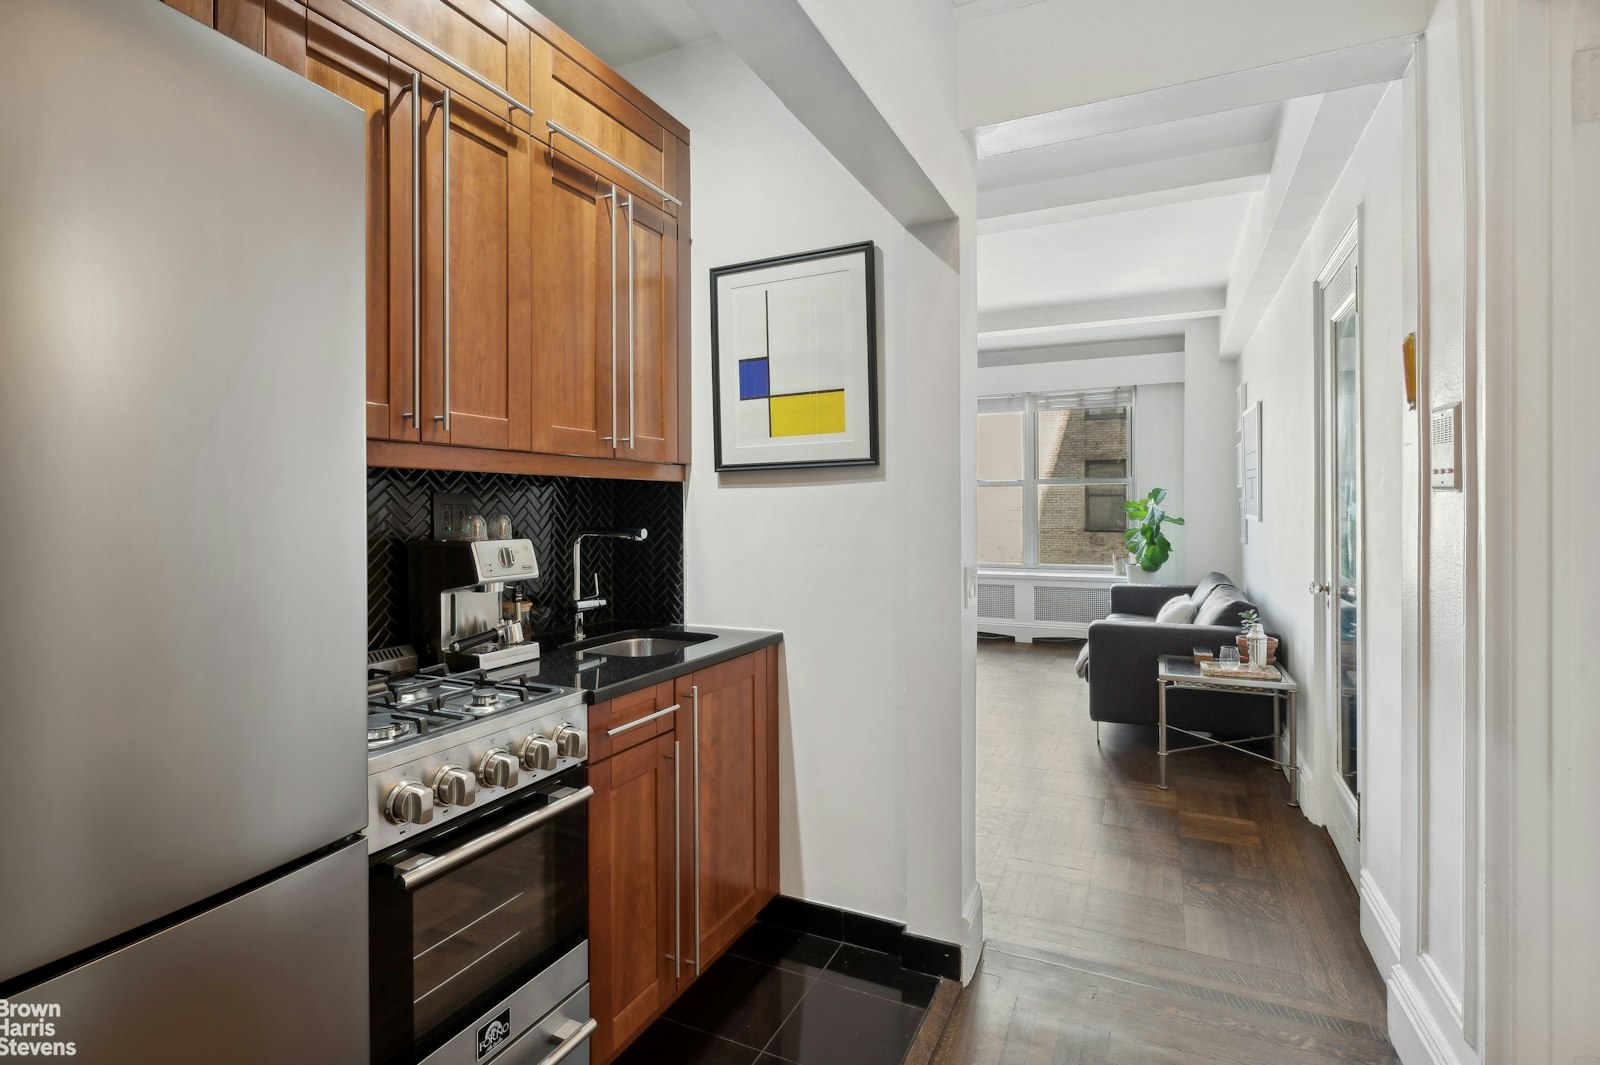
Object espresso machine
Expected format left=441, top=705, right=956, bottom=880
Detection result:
left=406, top=537, right=543, bottom=670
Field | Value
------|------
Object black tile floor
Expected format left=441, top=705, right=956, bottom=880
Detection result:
left=614, top=922, right=939, bottom=1065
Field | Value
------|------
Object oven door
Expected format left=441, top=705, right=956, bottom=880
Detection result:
left=372, top=767, right=590, bottom=1065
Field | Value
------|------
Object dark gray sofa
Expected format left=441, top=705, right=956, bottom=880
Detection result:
left=1083, top=571, right=1287, bottom=735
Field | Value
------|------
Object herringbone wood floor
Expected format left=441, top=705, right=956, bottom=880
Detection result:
left=932, top=639, right=1398, bottom=1064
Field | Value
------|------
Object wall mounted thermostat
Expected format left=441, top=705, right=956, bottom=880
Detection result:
left=1430, top=403, right=1461, bottom=490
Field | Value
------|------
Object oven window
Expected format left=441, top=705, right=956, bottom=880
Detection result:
left=371, top=771, right=587, bottom=1065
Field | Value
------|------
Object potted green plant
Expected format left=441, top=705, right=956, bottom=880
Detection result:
left=1235, top=608, right=1279, bottom=664
left=1122, top=488, right=1184, bottom=580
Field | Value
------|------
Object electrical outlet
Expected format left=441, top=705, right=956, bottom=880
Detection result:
left=431, top=493, right=472, bottom=540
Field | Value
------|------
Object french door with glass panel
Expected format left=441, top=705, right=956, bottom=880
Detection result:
left=1314, top=224, right=1361, bottom=880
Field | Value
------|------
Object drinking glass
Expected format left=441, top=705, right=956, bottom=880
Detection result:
left=1218, top=646, right=1240, bottom=669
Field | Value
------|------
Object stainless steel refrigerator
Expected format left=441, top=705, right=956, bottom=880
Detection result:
left=0, top=0, right=370, bottom=1059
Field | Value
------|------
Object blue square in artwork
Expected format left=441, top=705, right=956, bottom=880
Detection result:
left=739, top=358, right=770, bottom=400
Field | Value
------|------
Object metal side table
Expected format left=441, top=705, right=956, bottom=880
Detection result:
left=1156, top=655, right=1300, bottom=806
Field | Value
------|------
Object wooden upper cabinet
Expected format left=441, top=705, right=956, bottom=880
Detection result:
left=306, top=0, right=518, bottom=121
left=620, top=196, right=680, bottom=463
left=530, top=147, right=614, bottom=457
left=419, top=86, right=533, bottom=450
left=677, top=651, right=776, bottom=977
left=533, top=40, right=680, bottom=214
left=305, top=15, right=418, bottom=441
left=589, top=730, right=681, bottom=1065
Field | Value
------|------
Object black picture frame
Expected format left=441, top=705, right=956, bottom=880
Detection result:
left=709, top=241, right=880, bottom=472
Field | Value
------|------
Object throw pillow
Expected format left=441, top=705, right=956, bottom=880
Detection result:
left=1074, top=642, right=1090, bottom=679
left=1155, top=595, right=1198, bottom=624
left=1190, top=571, right=1232, bottom=608
left=1196, top=592, right=1250, bottom=627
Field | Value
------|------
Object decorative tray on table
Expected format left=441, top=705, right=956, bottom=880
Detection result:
left=1200, top=661, right=1283, bottom=682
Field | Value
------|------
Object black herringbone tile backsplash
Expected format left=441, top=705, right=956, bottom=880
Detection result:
left=367, top=468, right=684, bottom=650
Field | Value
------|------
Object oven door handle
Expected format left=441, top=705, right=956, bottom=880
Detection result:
left=393, top=785, right=594, bottom=890
left=497, top=1016, right=597, bottom=1065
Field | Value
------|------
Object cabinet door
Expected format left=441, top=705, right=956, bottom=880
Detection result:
left=534, top=43, right=681, bottom=212
left=305, top=15, right=418, bottom=440
left=530, top=146, right=616, bottom=457
left=589, top=731, right=680, bottom=1065
left=679, top=652, right=776, bottom=978
left=617, top=196, right=680, bottom=463
left=419, top=91, right=532, bottom=450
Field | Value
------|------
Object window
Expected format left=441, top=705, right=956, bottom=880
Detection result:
left=977, top=389, right=1134, bottom=568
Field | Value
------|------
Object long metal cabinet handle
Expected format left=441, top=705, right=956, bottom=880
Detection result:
left=673, top=738, right=682, bottom=979
left=546, top=121, right=682, bottom=206
left=395, top=785, right=594, bottom=889
left=339, top=0, right=535, bottom=119
left=521, top=1018, right=597, bottom=1065
left=601, top=186, right=618, bottom=446
left=433, top=89, right=451, bottom=430
left=606, top=703, right=679, bottom=737
left=624, top=194, right=635, bottom=448
left=691, top=683, right=701, bottom=974
left=404, top=72, right=420, bottom=426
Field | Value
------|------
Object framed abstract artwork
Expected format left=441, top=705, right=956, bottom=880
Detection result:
left=710, top=242, right=879, bottom=471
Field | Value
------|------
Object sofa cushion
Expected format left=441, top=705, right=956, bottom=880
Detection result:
left=1104, top=612, right=1156, bottom=624
left=1190, top=571, right=1233, bottom=606
left=1155, top=595, right=1198, bottom=624
left=1195, top=590, right=1253, bottom=627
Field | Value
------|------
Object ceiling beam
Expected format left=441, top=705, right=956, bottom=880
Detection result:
left=971, top=34, right=1415, bottom=156
left=978, top=286, right=1225, bottom=342
left=978, top=144, right=1270, bottom=231
left=684, top=0, right=955, bottom=227
left=1219, top=82, right=1389, bottom=356
left=978, top=336, right=1184, bottom=368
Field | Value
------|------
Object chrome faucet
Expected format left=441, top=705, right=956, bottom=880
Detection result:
left=571, top=527, right=648, bottom=642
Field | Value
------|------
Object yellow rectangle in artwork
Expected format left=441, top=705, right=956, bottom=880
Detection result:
left=769, top=390, right=846, bottom=437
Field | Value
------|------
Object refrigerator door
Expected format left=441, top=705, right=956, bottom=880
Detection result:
left=6, top=840, right=369, bottom=1063
left=0, top=0, right=367, bottom=981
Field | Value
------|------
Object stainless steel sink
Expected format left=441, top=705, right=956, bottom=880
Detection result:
left=581, top=636, right=700, bottom=657
left=568, top=629, right=717, bottom=658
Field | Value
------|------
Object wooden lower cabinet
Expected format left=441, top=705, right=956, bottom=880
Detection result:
left=589, top=731, right=680, bottom=1064
left=588, top=647, right=778, bottom=1064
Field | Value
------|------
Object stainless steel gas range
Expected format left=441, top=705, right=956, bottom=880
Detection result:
left=366, top=666, right=596, bottom=1065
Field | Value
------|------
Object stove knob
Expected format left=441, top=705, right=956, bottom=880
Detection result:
left=552, top=723, right=587, bottom=760
left=384, top=781, right=434, bottom=826
left=519, top=734, right=556, bottom=771
left=477, top=747, right=520, bottom=790
left=431, top=764, right=476, bottom=807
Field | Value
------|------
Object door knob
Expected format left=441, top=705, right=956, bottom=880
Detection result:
left=1308, top=581, right=1330, bottom=595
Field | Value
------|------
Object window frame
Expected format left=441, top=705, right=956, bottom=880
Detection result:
left=976, top=390, right=1136, bottom=571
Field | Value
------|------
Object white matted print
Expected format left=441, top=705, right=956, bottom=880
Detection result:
left=711, top=242, right=879, bottom=470
left=1242, top=401, right=1263, bottom=520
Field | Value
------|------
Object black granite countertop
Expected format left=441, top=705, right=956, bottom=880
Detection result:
left=515, top=623, right=782, bottom=704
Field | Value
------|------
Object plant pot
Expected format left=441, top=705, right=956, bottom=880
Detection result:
left=1126, top=564, right=1157, bottom=583
left=1235, top=634, right=1279, bottom=665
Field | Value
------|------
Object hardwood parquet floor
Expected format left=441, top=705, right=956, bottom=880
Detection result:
left=933, top=638, right=1398, bottom=1065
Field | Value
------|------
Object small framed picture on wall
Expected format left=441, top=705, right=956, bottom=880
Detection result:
left=710, top=242, right=880, bottom=471
left=1242, top=401, right=1263, bottom=520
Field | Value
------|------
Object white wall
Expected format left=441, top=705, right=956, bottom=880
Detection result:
left=1182, top=319, right=1241, bottom=583
left=621, top=36, right=974, bottom=949
left=1235, top=80, right=1408, bottom=966
left=956, top=0, right=1428, bottom=128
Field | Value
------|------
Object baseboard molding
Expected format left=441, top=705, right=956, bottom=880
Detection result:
left=960, top=886, right=984, bottom=984
left=1388, top=964, right=1470, bottom=1065
left=758, top=895, right=963, bottom=981
left=1359, top=871, right=1403, bottom=976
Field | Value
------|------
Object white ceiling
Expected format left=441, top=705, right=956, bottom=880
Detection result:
left=978, top=193, right=1252, bottom=312
left=532, top=0, right=713, bottom=68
